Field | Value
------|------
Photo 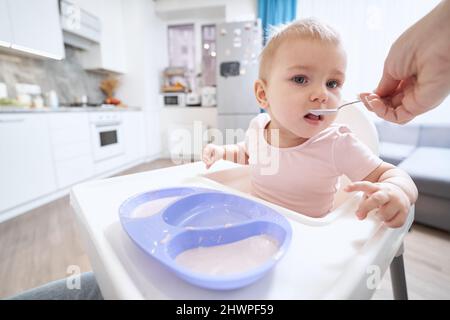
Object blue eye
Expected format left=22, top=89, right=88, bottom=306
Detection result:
left=292, top=76, right=308, bottom=84
left=327, top=80, right=339, bottom=89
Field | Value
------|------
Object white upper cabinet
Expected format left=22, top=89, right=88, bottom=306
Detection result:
left=74, top=0, right=127, bottom=74
left=0, top=0, right=13, bottom=47
left=6, top=0, right=65, bottom=60
left=60, top=0, right=101, bottom=49
left=96, top=0, right=127, bottom=73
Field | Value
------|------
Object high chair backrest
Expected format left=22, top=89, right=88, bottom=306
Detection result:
left=333, top=105, right=379, bottom=155
left=332, top=105, right=380, bottom=208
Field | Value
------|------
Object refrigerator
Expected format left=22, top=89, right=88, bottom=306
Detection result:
left=216, top=20, right=262, bottom=143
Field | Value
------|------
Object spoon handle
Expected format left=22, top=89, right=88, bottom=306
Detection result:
left=308, top=99, right=362, bottom=116
left=338, top=99, right=361, bottom=109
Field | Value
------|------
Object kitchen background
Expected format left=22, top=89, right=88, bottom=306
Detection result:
left=0, top=47, right=106, bottom=104
left=0, top=0, right=449, bottom=300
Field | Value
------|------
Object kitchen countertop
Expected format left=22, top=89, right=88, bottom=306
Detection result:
left=164, top=105, right=217, bottom=109
left=0, top=106, right=143, bottom=113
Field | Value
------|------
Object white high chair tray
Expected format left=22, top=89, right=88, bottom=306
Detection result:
left=70, top=161, right=413, bottom=299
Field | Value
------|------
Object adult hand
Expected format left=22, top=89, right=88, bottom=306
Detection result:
left=360, top=0, right=450, bottom=124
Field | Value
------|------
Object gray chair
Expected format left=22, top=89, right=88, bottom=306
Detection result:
left=376, top=121, right=420, bottom=165
left=398, top=126, right=450, bottom=232
left=375, top=121, right=450, bottom=232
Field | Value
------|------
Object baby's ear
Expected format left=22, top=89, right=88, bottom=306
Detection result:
left=254, top=79, right=269, bottom=109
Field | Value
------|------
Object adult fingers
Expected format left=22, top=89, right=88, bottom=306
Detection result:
left=371, top=102, right=415, bottom=124
left=359, top=93, right=373, bottom=111
left=375, top=70, right=400, bottom=98
left=365, top=95, right=415, bottom=124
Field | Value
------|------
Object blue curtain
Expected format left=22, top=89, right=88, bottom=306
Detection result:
left=258, top=0, right=297, bottom=45
left=257, top=0, right=296, bottom=112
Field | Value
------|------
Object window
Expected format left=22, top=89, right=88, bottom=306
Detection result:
left=167, top=24, right=195, bottom=90
left=201, top=24, right=217, bottom=86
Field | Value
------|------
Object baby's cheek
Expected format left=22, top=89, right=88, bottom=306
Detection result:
left=275, top=107, right=295, bottom=122
left=324, top=114, right=338, bottom=126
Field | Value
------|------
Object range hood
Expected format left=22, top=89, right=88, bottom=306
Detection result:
left=59, top=0, right=101, bottom=50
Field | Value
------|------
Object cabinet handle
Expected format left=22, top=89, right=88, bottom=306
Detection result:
left=0, top=118, right=25, bottom=123
left=94, top=121, right=122, bottom=127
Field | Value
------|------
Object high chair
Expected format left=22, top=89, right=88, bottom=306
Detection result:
left=70, top=106, right=412, bottom=299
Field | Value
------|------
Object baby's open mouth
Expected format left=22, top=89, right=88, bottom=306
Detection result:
left=304, top=113, right=323, bottom=121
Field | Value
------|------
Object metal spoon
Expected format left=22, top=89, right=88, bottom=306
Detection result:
left=309, top=100, right=361, bottom=116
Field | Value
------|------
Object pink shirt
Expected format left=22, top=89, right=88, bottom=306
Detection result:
left=241, top=113, right=382, bottom=218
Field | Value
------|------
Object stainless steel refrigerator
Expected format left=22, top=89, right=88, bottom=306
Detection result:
left=216, top=20, right=262, bottom=143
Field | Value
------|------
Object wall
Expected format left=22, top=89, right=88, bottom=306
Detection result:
left=117, top=0, right=168, bottom=158
left=155, top=0, right=257, bottom=22
left=224, top=0, right=257, bottom=21
left=0, top=46, right=106, bottom=103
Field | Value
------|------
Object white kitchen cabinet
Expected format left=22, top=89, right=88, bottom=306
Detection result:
left=0, top=110, right=152, bottom=221
left=0, top=0, right=13, bottom=47
left=123, top=111, right=145, bottom=163
left=6, top=0, right=65, bottom=60
left=54, top=154, right=94, bottom=188
left=48, top=113, right=94, bottom=189
left=0, top=114, right=57, bottom=213
left=145, top=110, right=162, bottom=158
left=76, top=0, right=127, bottom=73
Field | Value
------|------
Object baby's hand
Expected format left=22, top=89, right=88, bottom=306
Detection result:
left=344, top=181, right=411, bottom=228
left=202, top=144, right=224, bottom=169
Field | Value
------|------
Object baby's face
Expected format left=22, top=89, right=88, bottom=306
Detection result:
left=263, top=38, right=347, bottom=139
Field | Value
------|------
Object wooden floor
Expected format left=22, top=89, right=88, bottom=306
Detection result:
left=0, top=159, right=449, bottom=299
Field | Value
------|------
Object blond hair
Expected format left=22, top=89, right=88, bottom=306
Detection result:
left=259, top=18, right=342, bottom=80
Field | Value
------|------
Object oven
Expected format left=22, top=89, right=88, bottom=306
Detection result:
left=90, top=113, right=124, bottom=162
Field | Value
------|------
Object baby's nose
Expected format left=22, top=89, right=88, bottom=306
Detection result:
left=309, top=85, right=328, bottom=103
left=310, top=91, right=328, bottom=103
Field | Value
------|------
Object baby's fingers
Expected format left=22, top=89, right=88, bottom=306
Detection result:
left=202, top=154, right=213, bottom=169
left=205, top=160, right=214, bottom=170
left=345, top=181, right=380, bottom=194
left=356, top=190, right=390, bottom=220
left=376, top=202, right=401, bottom=223
left=383, top=209, right=408, bottom=228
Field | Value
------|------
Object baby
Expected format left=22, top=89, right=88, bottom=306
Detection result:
left=202, top=18, right=418, bottom=228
